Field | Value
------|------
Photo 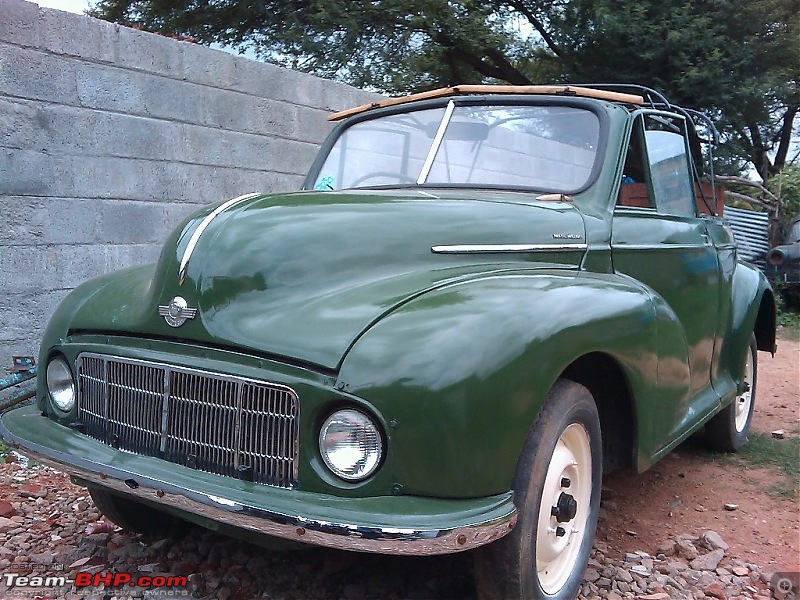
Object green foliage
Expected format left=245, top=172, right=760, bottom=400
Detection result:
left=87, top=0, right=799, bottom=179
left=0, top=440, right=8, bottom=458
left=775, top=286, right=800, bottom=339
left=769, top=164, right=800, bottom=229
left=737, top=433, right=799, bottom=498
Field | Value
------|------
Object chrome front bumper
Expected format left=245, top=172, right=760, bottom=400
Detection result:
left=1, top=405, right=517, bottom=556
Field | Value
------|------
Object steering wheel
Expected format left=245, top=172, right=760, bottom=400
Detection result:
left=351, top=172, right=417, bottom=187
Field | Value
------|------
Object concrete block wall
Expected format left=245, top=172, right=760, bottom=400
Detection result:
left=0, top=0, right=381, bottom=359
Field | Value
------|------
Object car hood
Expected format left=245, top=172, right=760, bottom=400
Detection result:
left=68, top=190, right=587, bottom=370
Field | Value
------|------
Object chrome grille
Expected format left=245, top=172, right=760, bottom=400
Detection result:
left=76, top=353, right=299, bottom=488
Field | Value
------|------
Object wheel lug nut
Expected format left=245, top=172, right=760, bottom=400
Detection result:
left=561, top=477, right=571, bottom=488
left=555, top=526, right=566, bottom=537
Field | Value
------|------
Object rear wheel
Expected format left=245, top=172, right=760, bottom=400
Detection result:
left=88, top=487, right=184, bottom=535
left=706, top=334, right=757, bottom=451
left=474, top=379, right=602, bottom=600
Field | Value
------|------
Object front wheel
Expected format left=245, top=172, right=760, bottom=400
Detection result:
left=706, top=334, right=757, bottom=451
left=474, top=379, right=602, bottom=600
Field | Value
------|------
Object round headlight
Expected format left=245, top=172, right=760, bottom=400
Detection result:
left=319, top=409, right=383, bottom=481
left=46, top=356, right=76, bottom=412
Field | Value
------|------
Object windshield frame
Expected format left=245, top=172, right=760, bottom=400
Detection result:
left=303, top=95, right=611, bottom=196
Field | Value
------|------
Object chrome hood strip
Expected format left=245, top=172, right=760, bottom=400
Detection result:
left=431, top=243, right=587, bottom=254
left=179, top=192, right=261, bottom=285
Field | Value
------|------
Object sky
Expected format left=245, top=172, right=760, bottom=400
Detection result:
left=32, top=0, right=91, bottom=14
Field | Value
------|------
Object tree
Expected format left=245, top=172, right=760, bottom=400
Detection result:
left=89, top=0, right=798, bottom=179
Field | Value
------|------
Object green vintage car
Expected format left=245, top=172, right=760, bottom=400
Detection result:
left=1, top=85, right=776, bottom=600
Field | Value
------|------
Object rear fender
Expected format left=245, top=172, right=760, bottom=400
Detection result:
left=715, top=262, right=775, bottom=401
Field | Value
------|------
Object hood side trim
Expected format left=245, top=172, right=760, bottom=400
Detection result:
left=431, top=243, right=587, bottom=254
left=179, top=192, right=261, bottom=285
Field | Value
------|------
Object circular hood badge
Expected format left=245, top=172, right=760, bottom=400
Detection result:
left=158, top=296, right=198, bottom=328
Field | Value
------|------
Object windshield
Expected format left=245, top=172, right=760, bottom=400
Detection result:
left=311, top=102, right=601, bottom=193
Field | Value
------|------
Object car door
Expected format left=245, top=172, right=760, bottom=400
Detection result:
left=612, top=112, right=721, bottom=452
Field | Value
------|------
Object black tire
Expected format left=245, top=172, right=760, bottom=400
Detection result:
left=474, top=379, right=603, bottom=600
left=88, top=487, right=184, bottom=535
left=706, top=334, right=757, bottom=452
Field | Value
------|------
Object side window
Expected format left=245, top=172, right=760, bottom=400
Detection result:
left=617, top=117, right=652, bottom=209
left=643, top=115, right=696, bottom=217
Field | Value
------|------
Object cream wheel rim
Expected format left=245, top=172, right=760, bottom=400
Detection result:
left=536, top=423, right=593, bottom=594
left=735, top=349, right=754, bottom=433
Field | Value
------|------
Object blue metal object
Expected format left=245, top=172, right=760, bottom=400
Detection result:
left=0, top=386, right=35, bottom=412
left=0, top=368, right=36, bottom=392
left=11, top=356, right=35, bottom=373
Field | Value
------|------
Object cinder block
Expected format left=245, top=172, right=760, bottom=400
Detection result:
left=259, top=172, right=305, bottom=194
left=0, top=197, right=185, bottom=246
left=227, top=57, right=286, bottom=100
left=0, top=197, right=97, bottom=246
left=199, top=86, right=264, bottom=133
left=181, top=125, right=273, bottom=171
left=279, top=69, right=330, bottom=110
left=0, top=328, right=47, bottom=357
left=183, top=42, right=237, bottom=88
left=283, top=105, right=336, bottom=145
left=98, top=200, right=186, bottom=244
left=100, top=242, right=161, bottom=273
left=75, top=62, right=147, bottom=114
left=0, top=45, right=78, bottom=104
left=321, top=82, right=383, bottom=113
left=0, top=290, right=67, bottom=345
left=0, top=242, right=159, bottom=292
left=1, top=100, right=183, bottom=161
left=0, top=96, right=43, bottom=151
left=0, top=0, right=41, bottom=48
left=261, top=137, right=319, bottom=177
left=0, top=148, right=62, bottom=197
left=40, top=7, right=117, bottom=63
left=115, top=24, right=184, bottom=78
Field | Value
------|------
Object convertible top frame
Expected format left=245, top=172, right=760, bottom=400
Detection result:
left=328, top=85, right=645, bottom=121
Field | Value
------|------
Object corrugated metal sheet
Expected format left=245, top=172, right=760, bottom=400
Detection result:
left=723, top=206, right=770, bottom=270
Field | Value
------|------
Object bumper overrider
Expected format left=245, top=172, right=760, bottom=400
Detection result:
left=0, top=404, right=517, bottom=555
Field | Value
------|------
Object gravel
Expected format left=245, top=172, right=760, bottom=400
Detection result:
left=0, top=455, right=790, bottom=600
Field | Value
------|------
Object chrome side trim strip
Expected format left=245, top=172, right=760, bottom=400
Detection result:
left=431, top=243, right=588, bottom=254
left=6, top=442, right=517, bottom=556
left=179, top=192, right=261, bottom=285
left=612, top=244, right=708, bottom=251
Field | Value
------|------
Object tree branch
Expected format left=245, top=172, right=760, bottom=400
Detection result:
left=723, top=191, right=777, bottom=212
left=507, top=0, right=564, bottom=58
left=716, top=175, right=780, bottom=202
left=773, top=104, right=799, bottom=173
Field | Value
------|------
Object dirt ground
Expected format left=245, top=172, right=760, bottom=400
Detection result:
left=598, top=330, right=800, bottom=572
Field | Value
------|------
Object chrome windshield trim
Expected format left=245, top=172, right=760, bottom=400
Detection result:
left=179, top=192, right=261, bottom=285
left=417, top=100, right=455, bottom=185
left=431, top=243, right=588, bottom=254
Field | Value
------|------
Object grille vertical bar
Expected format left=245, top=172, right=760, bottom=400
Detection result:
left=75, top=353, right=300, bottom=488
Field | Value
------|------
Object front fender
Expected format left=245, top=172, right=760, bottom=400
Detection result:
left=36, top=265, right=157, bottom=415
left=337, top=270, right=669, bottom=498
